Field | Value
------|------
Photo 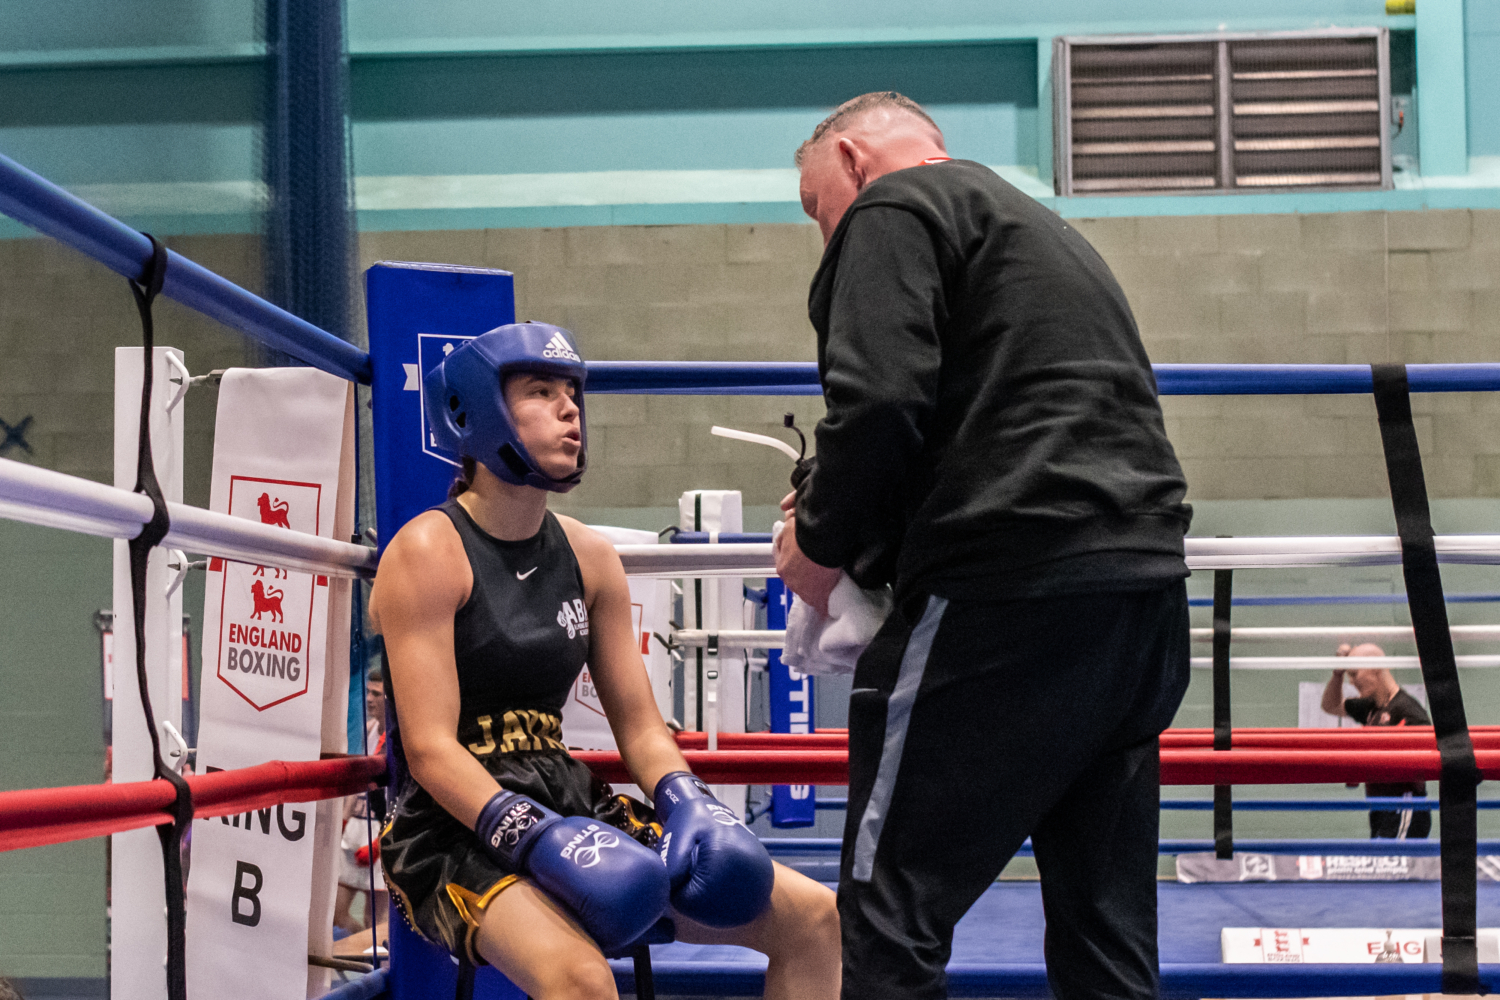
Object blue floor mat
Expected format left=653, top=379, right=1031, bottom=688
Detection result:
left=645, top=881, right=1500, bottom=968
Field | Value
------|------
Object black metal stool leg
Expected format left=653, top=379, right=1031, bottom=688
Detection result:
left=632, top=943, right=656, bottom=1000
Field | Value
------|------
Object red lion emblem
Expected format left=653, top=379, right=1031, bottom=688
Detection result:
left=250, top=580, right=285, bottom=623
left=257, top=493, right=291, bottom=529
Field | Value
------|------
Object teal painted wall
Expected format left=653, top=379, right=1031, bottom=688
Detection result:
left=0, top=63, right=261, bottom=185
left=5, top=0, right=1487, bottom=236
left=0, top=0, right=253, bottom=53
left=1469, top=0, right=1500, bottom=156
left=345, top=0, right=1398, bottom=47
left=350, top=44, right=1036, bottom=175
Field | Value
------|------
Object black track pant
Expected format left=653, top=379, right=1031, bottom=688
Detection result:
left=839, top=581, right=1191, bottom=1000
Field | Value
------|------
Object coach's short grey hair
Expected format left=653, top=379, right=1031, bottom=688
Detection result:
left=795, top=92, right=942, bottom=167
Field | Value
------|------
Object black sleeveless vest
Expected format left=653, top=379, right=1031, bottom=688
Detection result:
left=439, top=500, right=589, bottom=756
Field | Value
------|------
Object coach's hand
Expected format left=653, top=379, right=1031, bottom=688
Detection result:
left=475, top=790, right=669, bottom=952
left=654, top=772, right=774, bottom=928
left=774, top=503, right=841, bottom=614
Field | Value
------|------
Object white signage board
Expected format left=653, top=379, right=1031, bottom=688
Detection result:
left=1222, top=926, right=1500, bottom=964
left=186, top=369, right=354, bottom=999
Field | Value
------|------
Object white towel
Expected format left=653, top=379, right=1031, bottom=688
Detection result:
left=781, top=572, right=892, bottom=676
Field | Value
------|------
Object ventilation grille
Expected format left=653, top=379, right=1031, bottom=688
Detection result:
left=1055, top=29, right=1390, bottom=196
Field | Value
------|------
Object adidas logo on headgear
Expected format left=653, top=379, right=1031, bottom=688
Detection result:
left=542, top=332, right=580, bottom=362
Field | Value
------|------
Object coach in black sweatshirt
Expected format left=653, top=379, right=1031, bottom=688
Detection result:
left=774, top=92, right=1193, bottom=1000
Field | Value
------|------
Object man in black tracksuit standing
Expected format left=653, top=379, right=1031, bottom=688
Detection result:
left=774, top=92, right=1194, bottom=1000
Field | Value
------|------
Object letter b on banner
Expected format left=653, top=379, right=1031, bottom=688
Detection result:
left=231, top=862, right=263, bottom=927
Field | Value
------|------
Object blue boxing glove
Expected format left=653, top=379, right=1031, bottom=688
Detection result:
left=653, top=772, right=775, bottom=928
left=475, top=790, right=669, bottom=953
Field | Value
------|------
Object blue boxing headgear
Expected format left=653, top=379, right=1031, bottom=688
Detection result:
left=423, top=323, right=587, bottom=492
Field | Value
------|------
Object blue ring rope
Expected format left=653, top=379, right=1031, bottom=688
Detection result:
left=797, top=797, right=1500, bottom=812
left=8, top=148, right=1500, bottom=400
left=758, top=837, right=1500, bottom=858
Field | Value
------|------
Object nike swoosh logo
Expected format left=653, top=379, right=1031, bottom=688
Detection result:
left=516, top=567, right=538, bottom=580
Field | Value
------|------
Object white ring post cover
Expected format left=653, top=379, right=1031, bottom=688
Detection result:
left=183, top=368, right=355, bottom=1000
left=111, top=347, right=185, bottom=1000
left=679, top=491, right=747, bottom=819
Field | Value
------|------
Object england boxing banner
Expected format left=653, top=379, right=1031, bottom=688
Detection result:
left=186, top=368, right=355, bottom=1000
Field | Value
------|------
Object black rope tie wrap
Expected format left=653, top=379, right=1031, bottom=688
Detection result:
left=1212, top=564, right=1234, bottom=860
left=127, top=235, right=194, bottom=1000
left=1372, top=363, right=1486, bottom=995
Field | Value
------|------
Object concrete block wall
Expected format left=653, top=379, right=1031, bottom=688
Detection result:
left=0, top=234, right=261, bottom=504
left=360, top=208, right=1500, bottom=513
left=1069, top=209, right=1500, bottom=500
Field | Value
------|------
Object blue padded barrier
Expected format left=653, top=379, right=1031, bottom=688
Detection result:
left=0, top=152, right=370, bottom=384
left=386, top=904, right=524, bottom=1000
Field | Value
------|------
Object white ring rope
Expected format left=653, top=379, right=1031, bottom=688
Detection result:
left=672, top=631, right=1500, bottom=665
left=7, top=454, right=1500, bottom=587
left=616, top=535, right=1500, bottom=578
left=1190, top=655, right=1500, bottom=670
left=1189, top=625, right=1500, bottom=644
left=0, top=457, right=377, bottom=578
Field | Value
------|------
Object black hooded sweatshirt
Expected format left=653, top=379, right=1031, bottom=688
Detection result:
left=795, top=159, right=1192, bottom=601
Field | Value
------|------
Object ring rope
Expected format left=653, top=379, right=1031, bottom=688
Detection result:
left=0, top=755, right=384, bottom=852
left=570, top=748, right=1500, bottom=786
left=669, top=729, right=1500, bottom=751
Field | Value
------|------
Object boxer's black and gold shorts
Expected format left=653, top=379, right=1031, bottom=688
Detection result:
left=380, top=712, right=661, bottom=964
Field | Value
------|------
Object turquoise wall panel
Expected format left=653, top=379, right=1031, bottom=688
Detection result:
left=0, top=0, right=254, bottom=53
left=347, top=0, right=1394, bottom=49
left=0, top=60, right=262, bottom=186
left=349, top=44, right=1037, bottom=174
left=0, top=124, right=259, bottom=185
left=1468, top=0, right=1500, bottom=156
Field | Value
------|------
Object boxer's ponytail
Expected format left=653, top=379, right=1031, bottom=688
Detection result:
left=448, top=456, right=477, bottom=498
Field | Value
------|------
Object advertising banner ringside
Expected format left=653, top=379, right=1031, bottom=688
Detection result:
left=186, top=368, right=354, bottom=999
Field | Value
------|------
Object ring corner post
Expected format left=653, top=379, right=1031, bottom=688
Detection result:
left=110, top=346, right=185, bottom=1000
left=363, top=263, right=517, bottom=549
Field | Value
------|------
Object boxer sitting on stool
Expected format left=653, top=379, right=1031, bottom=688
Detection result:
left=371, top=323, right=839, bottom=999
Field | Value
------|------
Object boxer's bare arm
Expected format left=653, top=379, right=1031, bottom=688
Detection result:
left=370, top=511, right=500, bottom=828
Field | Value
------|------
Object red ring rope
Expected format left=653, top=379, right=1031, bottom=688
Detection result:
left=580, top=747, right=1500, bottom=786
left=5, top=731, right=1495, bottom=854
left=676, top=728, right=1500, bottom=752
left=0, top=754, right=383, bottom=852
